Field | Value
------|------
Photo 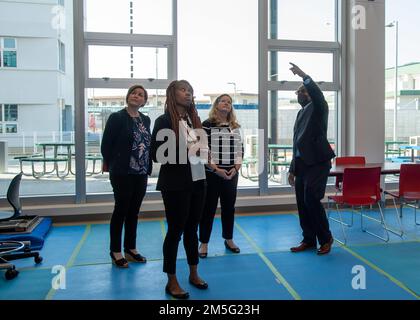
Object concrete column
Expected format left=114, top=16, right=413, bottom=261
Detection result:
left=346, top=0, right=385, bottom=162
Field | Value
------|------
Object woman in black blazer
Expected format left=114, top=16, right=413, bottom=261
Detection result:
left=151, top=80, right=208, bottom=299
left=101, top=85, right=152, bottom=268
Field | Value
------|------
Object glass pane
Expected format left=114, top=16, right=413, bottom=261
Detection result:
left=88, top=46, right=167, bottom=79
left=133, top=47, right=168, bottom=79
left=268, top=91, right=336, bottom=187
left=3, top=51, right=16, bottom=67
left=4, top=38, right=16, bottom=49
left=385, top=0, right=420, bottom=170
left=269, top=0, right=336, bottom=41
left=86, top=88, right=166, bottom=194
left=0, top=105, right=2, bottom=121
left=0, top=1, right=75, bottom=197
left=85, top=0, right=172, bottom=35
left=5, top=124, right=17, bottom=133
left=88, top=46, right=130, bottom=78
left=268, top=51, right=333, bottom=82
left=4, top=104, right=17, bottom=121
left=0, top=125, right=3, bottom=134
left=178, top=0, right=258, bottom=188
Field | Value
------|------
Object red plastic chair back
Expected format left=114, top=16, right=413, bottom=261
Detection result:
left=335, top=156, right=366, bottom=189
left=399, top=164, right=420, bottom=198
left=342, top=167, right=381, bottom=204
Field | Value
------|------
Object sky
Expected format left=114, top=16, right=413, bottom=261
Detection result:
left=85, top=0, right=420, bottom=98
left=385, top=0, right=420, bottom=68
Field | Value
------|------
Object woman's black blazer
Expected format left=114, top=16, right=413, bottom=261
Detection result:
left=151, top=112, right=205, bottom=191
left=101, top=108, right=152, bottom=176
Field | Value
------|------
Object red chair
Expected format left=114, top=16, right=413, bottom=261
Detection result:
left=384, top=163, right=420, bottom=226
left=334, top=156, right=366, bottom=191
left=328, top=167, right=390, bottom=244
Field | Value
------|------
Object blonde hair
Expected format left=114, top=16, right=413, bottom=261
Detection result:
left=208, top=94, right=240, bottom=129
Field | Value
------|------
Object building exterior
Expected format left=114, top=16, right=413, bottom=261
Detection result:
left=385, top=62, right=420, bottom=142
left=0, top=0, right=74, bottom=150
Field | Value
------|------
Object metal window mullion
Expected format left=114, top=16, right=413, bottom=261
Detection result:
left=338, top=0, right=347, bottom=157
left=74, top=0, right=86, bottom=203
left=85, top=78, right=171, bottom=90
left=85, top=32, right=174, bottom=47
left=170, top=0, right=178, bottom=81
left=258, top=0, right=269, bottom=195
left=267, top=39, right=340, bottom=52
left=269, top=81, right=339, bottom=92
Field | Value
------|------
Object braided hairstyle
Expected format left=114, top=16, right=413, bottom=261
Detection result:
left=165, top=80, right=202, bottom=140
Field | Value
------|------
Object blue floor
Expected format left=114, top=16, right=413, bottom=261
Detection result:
left=0, top=210, right=419, bottom=300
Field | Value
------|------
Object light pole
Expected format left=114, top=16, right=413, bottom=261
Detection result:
left=386, top=20, right=399, bottom=141
left=227, top=82, right=237, bottom=104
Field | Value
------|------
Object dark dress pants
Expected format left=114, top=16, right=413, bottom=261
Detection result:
left=161, top=183, right=206, bottom=274
left=109, top=174, right=148, bottom=252
left=199, top=171, right=239, bottom=243
left=294, top=158, right=332, bottom=246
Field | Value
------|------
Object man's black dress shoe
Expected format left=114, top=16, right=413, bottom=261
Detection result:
left=124, top=249, right=147, bottom=263
left=110, top=252, right=129, bottom=268
left=189, top=279, right=208, bottom=290
left=290, top=242, right=316, bottom=253
left=224, top=240, right=240, bottom=253
left=317, top=238, right=333, bottom=255
left=165, top=285, right=190, bottom=299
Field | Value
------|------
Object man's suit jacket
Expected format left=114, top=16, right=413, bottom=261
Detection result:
left=289, top=77, right=336, bottom=175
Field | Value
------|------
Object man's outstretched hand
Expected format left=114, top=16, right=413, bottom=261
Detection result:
left=289, top=62, right=307, bottom=79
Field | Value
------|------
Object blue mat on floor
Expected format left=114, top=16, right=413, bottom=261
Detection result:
left=0, top=217, right=52, bottom=250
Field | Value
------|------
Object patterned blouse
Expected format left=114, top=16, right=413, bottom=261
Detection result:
left=128, top=117, right=151, bottom=175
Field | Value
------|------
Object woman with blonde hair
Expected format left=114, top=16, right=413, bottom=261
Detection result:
left=198, top=94, right=243, bottom=258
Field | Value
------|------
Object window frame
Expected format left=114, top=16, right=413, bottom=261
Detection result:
left=0, top=37, right=17, bottom=68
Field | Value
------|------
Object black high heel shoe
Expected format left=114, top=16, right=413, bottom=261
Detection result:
left=165, top=285, right=190, bottom=299
left=224, top=240, right=240, bottom=254
left=198, top=244, right=208, bottom=259
left=110, top=252, right=129, bottom=268
left=124, top=249, right=147, bottom=263
left=189, top=279, right=208, bottom=290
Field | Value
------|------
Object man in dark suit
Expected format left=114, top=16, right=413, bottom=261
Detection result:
left=288, top=63, right=336, bottom=255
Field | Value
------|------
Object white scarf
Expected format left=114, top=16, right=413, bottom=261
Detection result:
left=180, top=118, right=206, bottom=182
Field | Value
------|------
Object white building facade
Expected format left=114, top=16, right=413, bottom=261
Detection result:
left=0, top=0, right=74, bottom=151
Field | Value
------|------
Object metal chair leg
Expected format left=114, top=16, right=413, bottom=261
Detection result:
left=361, top=204, right=390, bottom=242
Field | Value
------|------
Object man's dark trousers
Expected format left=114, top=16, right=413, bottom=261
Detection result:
left=294, top=157, right=332, bottom=246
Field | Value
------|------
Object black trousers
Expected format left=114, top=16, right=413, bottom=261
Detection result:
left=109, top=174, right=148, bottom=252
left=161, top=183, right=206, bottom=275
left=294, top=158, right=332, bottom=246
left=199, top=171, right=239, bottom=243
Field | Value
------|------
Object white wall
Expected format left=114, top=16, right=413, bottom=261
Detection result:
left=346, top=0, right=386, bottom=162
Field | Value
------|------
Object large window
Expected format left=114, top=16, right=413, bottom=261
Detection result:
left=178, top=0, right=258, bottom=188
left=1, top=0, right=341, bottom=202
left=84, top=0, right=175, bottom=195
left=262, top=0, right=340, bottom=191
left=385, top=0, right=420, bottom=163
